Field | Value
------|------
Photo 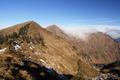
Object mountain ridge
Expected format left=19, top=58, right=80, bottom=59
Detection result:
left=0, top=21, right=120, bottom=79
left=0, top=21, right=78, bottom=75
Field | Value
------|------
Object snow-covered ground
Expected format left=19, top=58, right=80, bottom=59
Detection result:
left=0, top=48, right=7, bottom=53
left=14, top=44, right=21, bottom=50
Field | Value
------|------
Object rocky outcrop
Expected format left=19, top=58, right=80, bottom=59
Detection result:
left=0, top=51, right=73, bottom=80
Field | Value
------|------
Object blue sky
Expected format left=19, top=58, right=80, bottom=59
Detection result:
left=0, top=0, right=120, bottom=29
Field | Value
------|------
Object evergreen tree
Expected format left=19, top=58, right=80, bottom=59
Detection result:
left=12, top=32, right=18, bottom=39
left=0, top=35, right=5, bottom=44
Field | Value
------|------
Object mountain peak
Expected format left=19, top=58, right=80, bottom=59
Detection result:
left=46, top=24, right=60, bottom=30
left=46, top=25, right=63, bottom=35
left=22, top=21, right=38, bottom=25
left=46, top=25, right=70, bottom=40
left=0, top=21, right=78, bottom=76
left=16, top=21, right=41, bottom=29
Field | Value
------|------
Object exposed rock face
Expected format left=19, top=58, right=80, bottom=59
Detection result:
left=92, top=60, right=120, bottom=80
left=0, top=51, right=73, bottom=80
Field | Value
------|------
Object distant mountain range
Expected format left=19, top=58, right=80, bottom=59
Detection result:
left=106, top=29, right=120, bottom=42
left=0, top=21, right=120, bottom=79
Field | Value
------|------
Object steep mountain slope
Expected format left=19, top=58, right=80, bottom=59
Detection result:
left=73, top=32, right=120, bottom=64
left=45, top=25, right=120, bottom=79
left=86, top=32, right=120, bottom=64
left=0, top=21, right=77, bottom=76
left=47, top=26, right=120, bottom=64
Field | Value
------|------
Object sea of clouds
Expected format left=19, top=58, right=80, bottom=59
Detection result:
left=60, top=25, right=120, bottom=40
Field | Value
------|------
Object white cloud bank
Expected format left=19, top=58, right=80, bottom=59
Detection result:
left=59, top=24, right=120, bottom=40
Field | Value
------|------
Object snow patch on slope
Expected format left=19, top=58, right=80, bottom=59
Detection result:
left=14, top=44, right=21, bottom=51
left=0, top=48, right=7, bottom=53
